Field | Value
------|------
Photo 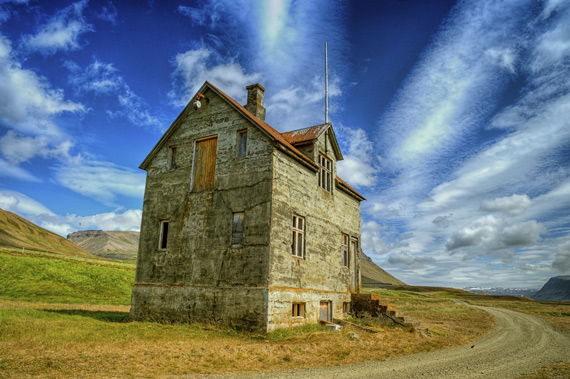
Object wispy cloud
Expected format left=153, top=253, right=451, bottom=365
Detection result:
left=169, top=47, right=261, bottom=107
left=53, top=159, right=146, bottom=207
left=22, top=0, right=92, bottom=54
left=366, top=0, right=570, bottom=287
left=66, top=59, right=163, bottom=130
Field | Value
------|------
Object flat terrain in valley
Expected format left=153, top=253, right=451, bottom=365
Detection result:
left=0, top=248, right=569, bottom=378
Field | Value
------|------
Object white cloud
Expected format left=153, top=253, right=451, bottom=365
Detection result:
left=0, top=190, right=141, bottom=237
left=0, top=158, right=38, bottom=181
left=23, top=0, right=92, bottom=54
left=0, top=35, right=84, bottom=136
left=35, top=209, right=142, bottom=237
left=53, top=159, right=145, bottom=206
left=169, top=47, right=262, bottom=107
left=336, top=124, right=378, bottom=188
left=0, top=130, right=76, bottom=165
left=552, top=240, right=570, bottom=272
left=0, top=190, right=53, bottom=216
left=386, top=251, right=436, bottom=268
left=480, top=194, right=532, bottom=216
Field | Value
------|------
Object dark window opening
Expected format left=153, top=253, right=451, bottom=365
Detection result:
left=159, top=221, right=169, bottom=250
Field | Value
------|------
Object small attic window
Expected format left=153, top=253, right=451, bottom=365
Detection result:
left=237, top=129, right=247, bottom=157
left=168, top=146, right=177, bottom=170
left=318, top=154, right=331, bottom=192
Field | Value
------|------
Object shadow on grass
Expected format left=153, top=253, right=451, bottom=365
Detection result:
left=45, top=309, right=130, bottom=323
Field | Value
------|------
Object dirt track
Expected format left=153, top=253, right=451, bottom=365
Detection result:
left=222, top=305, right=570, bottom=378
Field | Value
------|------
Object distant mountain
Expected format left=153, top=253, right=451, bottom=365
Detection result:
left=67, top=230, right=139, bottom=261
left=360, top=251, right=406, bottom=286
left=0, top=208, right=95, bottom=258
left=464, top=286, right=538, bottom=297
left=532, top=276, right=570, bottom=302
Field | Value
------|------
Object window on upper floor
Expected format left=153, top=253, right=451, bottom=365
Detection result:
left=342, top=233, right=350, bottom=267
left=192, top=136, right=217, bottom=191
left=318, top=154, right=331, bottom=192
left=237, top=129, right=247, bottom=157
left=231, top=212, right=244, bottom=248
left=168, top=146, right=177, bottom=170
left=292, top=215, right=305, bottom=258
left=159, top=220, right=169, bottom=250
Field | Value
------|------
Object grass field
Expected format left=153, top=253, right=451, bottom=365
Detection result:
left=0, top=249, right=568, bottom=377
left=0, top=248, right=134, bottom=305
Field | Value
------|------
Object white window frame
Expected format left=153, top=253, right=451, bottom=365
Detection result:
left=292, top=215, right=305, bottom=258
left=318, top=154, right=332, bottom=192
left=342, top=233, right=350, bottom=267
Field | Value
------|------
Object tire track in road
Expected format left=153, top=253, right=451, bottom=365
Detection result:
left=221, top=305, right=570, bottom=379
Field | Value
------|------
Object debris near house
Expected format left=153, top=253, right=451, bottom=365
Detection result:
left=351, top=293, right=421, bottom=328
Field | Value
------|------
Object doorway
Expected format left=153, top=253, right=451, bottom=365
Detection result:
left=319, top=301, right=331, bottom=322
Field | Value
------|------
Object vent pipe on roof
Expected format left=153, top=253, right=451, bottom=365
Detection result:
left=245, top=83, right=266, bottom=122
left=325, top=42, right=329, bottom=125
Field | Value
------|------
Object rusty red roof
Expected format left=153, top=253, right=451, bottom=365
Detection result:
left=204, top=81, right=318, bottom=169
left=281, top=123, right=330, bottom=145
left=336, top=176, right=366, bottom=201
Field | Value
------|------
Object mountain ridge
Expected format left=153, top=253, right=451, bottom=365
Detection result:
left=0, top=208, right=95, bottom=258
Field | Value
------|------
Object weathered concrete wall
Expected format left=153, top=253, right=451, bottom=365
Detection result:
left=267, top=129, right=361, bottom=330
left=131, top=286, right=267, bottom=330
left=131, top=88, right=274, bottom=331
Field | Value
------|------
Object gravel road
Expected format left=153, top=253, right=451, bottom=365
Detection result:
left=218, top=304, right=570, bottom=379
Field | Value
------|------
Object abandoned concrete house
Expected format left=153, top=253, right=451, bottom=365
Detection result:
left=130, top=81, right=365, bottom=332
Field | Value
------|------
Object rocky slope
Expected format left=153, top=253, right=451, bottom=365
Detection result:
left=67, top=230, right=139, bottom=261
left=0, top=208, right=94, bottom=258
left=532, top=275, right=570, bottom=302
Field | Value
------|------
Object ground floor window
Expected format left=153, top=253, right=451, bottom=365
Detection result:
left=292, top=303, right=305, bottom=318
left=343, top=302, right=351, bottom=314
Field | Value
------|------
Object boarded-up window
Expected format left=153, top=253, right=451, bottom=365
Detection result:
left=232, top=212, right=244, bottom=247
left=292, top=303, right=305, bottom=318
left=237, top=130, right=247, bottom=157
left=168, top=146, right=177, bottom=170
left=292, top=215, right=304, bottom=258
left=318, top=154, right=331, bottom=192
left=342, top=233, right=350, bottom=267
left=193, top=136, right=217, bottom=191
left=159, top=220, right=169, bottom=250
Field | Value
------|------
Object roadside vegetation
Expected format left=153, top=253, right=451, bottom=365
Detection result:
left=0, top=249, right=568, bottom=377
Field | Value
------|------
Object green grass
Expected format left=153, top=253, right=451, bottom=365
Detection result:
left=0, top=251, right=135, bottom=305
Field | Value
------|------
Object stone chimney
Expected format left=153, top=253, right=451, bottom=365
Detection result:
left=245, top=83, right=266, bottom=122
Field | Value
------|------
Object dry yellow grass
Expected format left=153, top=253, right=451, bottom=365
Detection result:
left=0, top=297, right=494, bottom=378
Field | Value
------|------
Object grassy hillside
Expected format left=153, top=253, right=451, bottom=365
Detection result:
left=0, top=248, right=134, bottom=305
left=360, top=251, right=405, bottom=286
left=68, top=230, right=139, bottom=262
left=0, top=208, right=96, bottom=259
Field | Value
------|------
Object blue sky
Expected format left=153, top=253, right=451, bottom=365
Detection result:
left=1, top=0, right=569, bottom=289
